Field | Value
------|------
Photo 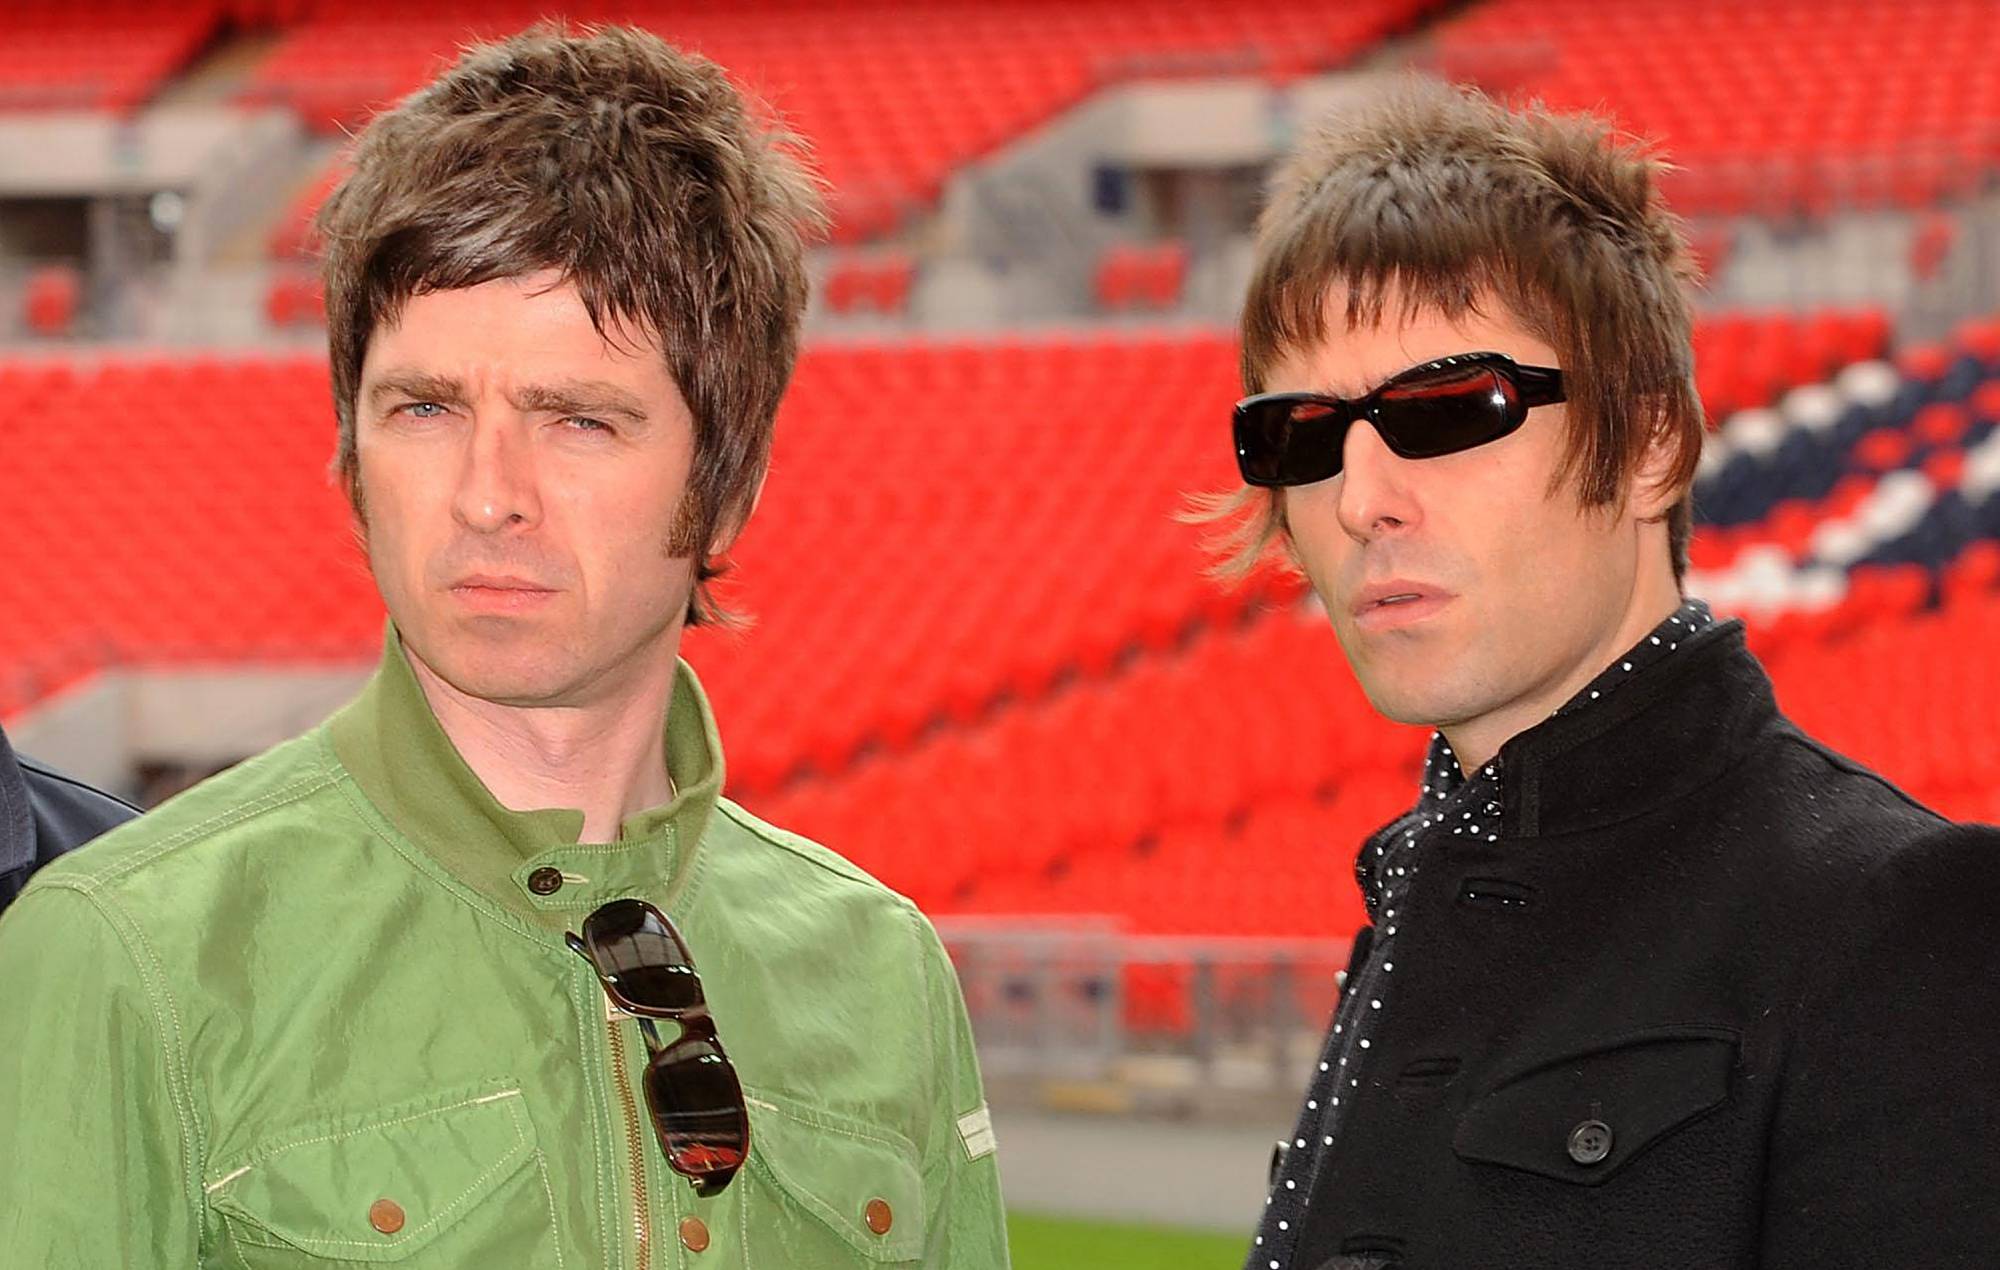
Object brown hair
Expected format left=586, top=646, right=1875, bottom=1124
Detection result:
left=316, top=22, right=826, bottom=626
left=1201, top=76, right=1704, bottom=582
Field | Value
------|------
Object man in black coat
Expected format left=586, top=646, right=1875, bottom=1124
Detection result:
left=0, top=723, right=136, bottom=914
left=1213, top=79, right=2000, bottom=1269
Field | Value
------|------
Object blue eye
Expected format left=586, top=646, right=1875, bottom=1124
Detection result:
left=401, top=402, right=446, bottom=418
left=565, top=416, right=613, bottom=434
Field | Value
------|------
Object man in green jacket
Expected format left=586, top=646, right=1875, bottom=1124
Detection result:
left=0, top=24, right=1008, bottom=1269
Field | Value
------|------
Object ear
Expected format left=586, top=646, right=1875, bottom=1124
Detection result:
left=1629, top=415, right=1690, bottom=526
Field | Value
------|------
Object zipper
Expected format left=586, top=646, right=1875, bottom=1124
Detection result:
left=605, top=995, right=652, bottom=1269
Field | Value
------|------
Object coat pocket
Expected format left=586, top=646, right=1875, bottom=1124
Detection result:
left=718, top=1090, right=927, bottom=1265
left=1452, top=1026, right=1738, bottom=1187
left=206, top=1084, right=559, bottom=1266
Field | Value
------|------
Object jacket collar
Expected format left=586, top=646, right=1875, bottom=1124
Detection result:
left=327, top=624, right=726, bottom=930
left=0, top=724, right=34, bottom=876
left=1492, top=616, right=1776, bottom=840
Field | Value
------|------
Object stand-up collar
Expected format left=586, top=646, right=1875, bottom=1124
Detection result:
left=328, top=624, right=726, bottom=931
left=1494, top=613, right=1776, bottom=840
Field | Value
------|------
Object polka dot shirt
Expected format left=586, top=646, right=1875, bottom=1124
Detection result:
left=1243, top=600, right=1720, bottom=1270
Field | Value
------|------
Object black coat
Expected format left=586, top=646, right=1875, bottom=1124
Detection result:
left=0, top=724, right=136, bottom=915
left=1292, top=623, right=2000, bottom=1269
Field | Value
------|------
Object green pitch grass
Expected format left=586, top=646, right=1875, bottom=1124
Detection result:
left=1007, top=1212, right=1247, bottom=1269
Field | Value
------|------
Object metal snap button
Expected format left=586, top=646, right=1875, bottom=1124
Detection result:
left=368, top=1197, right=406, bottom=1235
left=526, top=866, right=564, bottom=896
left=1567, top=1118, right=1614, bottom=1166
left=865, top=1197, right=893, bottom=1235
left=679, top=1215, right=710, bottom=1252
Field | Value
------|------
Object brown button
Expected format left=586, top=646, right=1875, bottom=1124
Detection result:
left=864, top=1198, right=893, bottom=1235
left=678, top=1215, right=710, bottom=1252
left=368, top=1197, right=405, bottom=1235
left=526, top=866, right=564, bottom=896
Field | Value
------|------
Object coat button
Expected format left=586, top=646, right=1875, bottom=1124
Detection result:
left=679, top=1215, right=710, bottom=1252
left=526, top=867, right=564, bottom=896
left=1567, top=1119, right=1614, bottom=1165
left=865, top=1198, right=893, bottom=1235
left=368, top=1197, right=405, bottom=1235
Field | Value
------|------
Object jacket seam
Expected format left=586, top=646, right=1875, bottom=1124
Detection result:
left=714, top=800, right=915, bottom=905
left=207, top=1087, right=526, bottom=1178
left=40, top=881, right=207, bottom=1256
left=742, top=1083, right=924, bottom=1158
left=63, top=768, right=340, bottom=894
left=218, top=1098, right=531, bottom=1251
left=17, top=757, right=144, bottom=814
left=1771, top=731, right=1947, bottom=821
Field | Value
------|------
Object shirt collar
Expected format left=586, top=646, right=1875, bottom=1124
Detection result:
left=327, top=623, right=726, bottom=930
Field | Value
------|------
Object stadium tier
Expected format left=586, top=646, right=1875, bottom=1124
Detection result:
left=4, top=307, right=1989, bottom=929
left=0, top=1, right=224, bottom=113
left=251, top=0, right=1446, bottom=250
left=0, top=310, right=1877, bottom=743
left=1432, top=0, right=2000, bottom=215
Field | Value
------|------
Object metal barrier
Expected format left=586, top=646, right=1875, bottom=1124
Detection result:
left=937, top=915, right=1351, bottom=1100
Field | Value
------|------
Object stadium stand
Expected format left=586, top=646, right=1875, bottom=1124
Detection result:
left=1094, top=241, right=1190, bottom=313
left=250, top=0, right=1449, bottom=248
left=1430, top=0, right=2000, bottom=217
left=823, top=253, right=918, bottom=317
left=3, top=306, right=1969, bottom=939
left=0, top=1, right=223, bottom=114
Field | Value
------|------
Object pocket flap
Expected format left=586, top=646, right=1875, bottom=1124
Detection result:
left=746, top=1092, right=926, bottom=1262
left=1452, top=1028, right=1736, bottom=1186
left=207, top=1085, right=536, bottom=1262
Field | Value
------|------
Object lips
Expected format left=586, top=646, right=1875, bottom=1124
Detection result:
left=449, top=573, right=558, bottom=613
left=453, top=573, right=554, bottom=593
left=1350, top=580, right=1454, bottom=631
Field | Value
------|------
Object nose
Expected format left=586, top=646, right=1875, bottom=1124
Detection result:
left=451, top=418, right=542, bottom=534
left=1332, top=419, right=1422, bottom=543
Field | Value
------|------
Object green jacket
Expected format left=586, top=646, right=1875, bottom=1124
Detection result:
left=0, top=633, right=1008, bottom=1268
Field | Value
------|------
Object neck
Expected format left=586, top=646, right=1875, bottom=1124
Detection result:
left=1442, top=568, right=1684, bottom=776
left=406, top=643, right=680, bottom=843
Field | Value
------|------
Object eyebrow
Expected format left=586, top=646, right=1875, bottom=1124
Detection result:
left=366, top=370, right=470, bottom=412
left=510, top=380, right=652, bottom=426
left=364, top=371, right=652, bottom=426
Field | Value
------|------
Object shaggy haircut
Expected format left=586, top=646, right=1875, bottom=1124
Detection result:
left=316, top=23, right=826, bottom=625
left=1201, top=77, right=1704, bottom=582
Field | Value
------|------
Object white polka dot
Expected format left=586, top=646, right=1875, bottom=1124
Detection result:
left=1359, top=1038, right=1371, bottom=1048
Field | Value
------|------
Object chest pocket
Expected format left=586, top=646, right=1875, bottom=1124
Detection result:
left=206, top=1085, right=560, bottom=1266
left=683, top=1089, right=926, bottom=1266
left=1452, top=1027, right=1738, bottom=1186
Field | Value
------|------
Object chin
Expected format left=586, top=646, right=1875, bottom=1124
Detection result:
left=435, top=650, right=583, bottom=706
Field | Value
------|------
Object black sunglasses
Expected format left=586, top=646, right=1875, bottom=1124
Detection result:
left=567, top=899, right=748, bottom=1197
left=1233, top=351, right=1565, bottom=488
